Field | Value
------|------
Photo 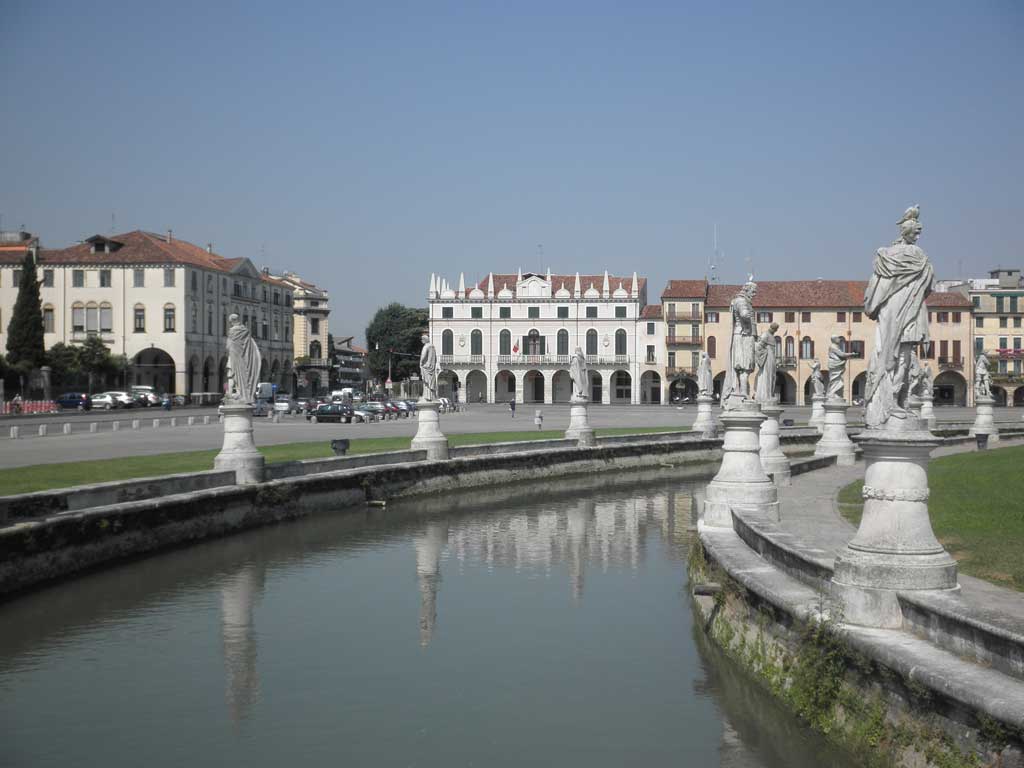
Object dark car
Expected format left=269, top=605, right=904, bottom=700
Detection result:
left=56, top=392, right=92, bottom=411
left=307, top=403, right=353, bottom=424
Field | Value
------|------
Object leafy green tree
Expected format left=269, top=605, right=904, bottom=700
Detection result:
left=47, top=343, right=82, bottom=388
left=5, top=252, right=45, bottom=373
left=77, top=335, right=117, bottom=393
left=365, top=303, right=428, bottom=383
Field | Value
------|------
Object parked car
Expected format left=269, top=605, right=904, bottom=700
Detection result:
left=307, top=403, right=353, bottom=424
left=351, top=407, right=374, bottom=423
left=395, top=400, right=413, bottom=415
left=274, top=394, right=300, bottom=414
left=130, top=386, right=161, bottom=407
left=104, top=391, right=136, bottom=409
left=91, top=392, right=118, bottom=410
left=56, top=392, right=92, bottom=411
left=172, top=394, right=188, bottom=406
left=218, top=399, right=271, bottom=417
left=363, top=402, right=386, bottom=419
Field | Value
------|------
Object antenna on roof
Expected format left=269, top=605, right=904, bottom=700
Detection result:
left=111, top=211, right=115, bottom=234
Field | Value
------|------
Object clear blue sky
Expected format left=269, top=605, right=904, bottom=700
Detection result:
left=2, top=1, right=1021, bottom=341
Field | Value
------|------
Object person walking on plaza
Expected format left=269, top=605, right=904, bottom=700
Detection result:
left=534, top=409, right=543, bottom=430
left=509, top=399, right=516, bottom=418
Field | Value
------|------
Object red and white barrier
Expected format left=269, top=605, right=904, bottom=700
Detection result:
left=1, top=400, right=59, bottom=415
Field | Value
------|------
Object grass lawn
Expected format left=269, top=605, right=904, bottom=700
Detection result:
left=838, top=445, right=1024, bottom=592
left=0, top=425, right=688, bottom=496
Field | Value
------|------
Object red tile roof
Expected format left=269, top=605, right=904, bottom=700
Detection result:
left=640, top=305, right=662, bottom=319
left=473, top=273, right=646, bottom=298
left=705, top=279, right=974, bottom=310
left=661, top=279, right=707, bottom=299
left=925, top=292, right=972, bottom=308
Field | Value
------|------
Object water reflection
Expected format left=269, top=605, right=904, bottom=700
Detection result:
left=220, top=564, right=264, bottom=725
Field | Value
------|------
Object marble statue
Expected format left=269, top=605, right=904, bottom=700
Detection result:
left=863, top=205, right=934, bottom=429
left=225, top=314, right=261, bottom=405
left=810, top=360, right=825, bottom=398
left=569, top=347, right=588, bottom=401
left=419, top=333, right=438, bottom=401
left=908, top=353, right=924, bottom=398
left=975, top=353, right=992, bottom=400
left=922, top=362, right=934, bottom=397
left=827, top=336, right=854, bottom=400
left=754, top=322, right=780, bottom=403
left=697, top=351, right=713, bottom=396
left=720, top=279, right=758, bottom=407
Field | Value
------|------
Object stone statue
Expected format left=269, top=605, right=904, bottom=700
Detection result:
left=810, top=360, right=825, bottom=398
left=754, top=322, right=781, bottom=403
left=863, top=206, right=934, bottom=429
left=697, top=351, right=713, bottom=396
left=827, top=335, right=854, bottom=401
left=419, top=333, right=438, bottom=401
left=908, top=353, right=924, bottom=398
left=225, top=313, right=261, bottom=405
left=569, top=347, right=588, bottom=401
left=720, top=280, right=758, bottom=408
left=975, top=354, right=991, bottom=400
left=922, top=362, right=934, bottom=397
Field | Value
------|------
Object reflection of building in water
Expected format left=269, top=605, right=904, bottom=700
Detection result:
left=221, top=564, right=266, bottom=725
left=415, top=488, right=692, bottom=644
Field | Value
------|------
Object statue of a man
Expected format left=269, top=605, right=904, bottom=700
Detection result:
left=864, top=205, right=933, bottom=428
left=720, top=280, right=758, bottom=408
left=225, top=313, right=261, bottom=405
left=810, top=359, right=825, bottom=398
left=569, top=347, right=588, bottom=401
left=419, top=333, right=438, bottom=401
left=697, top=351, right=713, bottom=396
left=827, top=335, right=854, bottom=401
left=975, top=354, right=991, bottom=401
left=754, top=322, right=781, bottom=403
left=922, top=362, right=934, bottom=397
left=908, top=353, right=924, bottom=398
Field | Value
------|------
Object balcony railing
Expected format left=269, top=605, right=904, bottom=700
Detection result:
left=495, top=354, right=630, bottom=367
left=439, top=354, right=486, bottom=366
left=938, top=356, right=965, bottom=370
left=664, top=366, right=697, bottom=378
left=778, top=356, right=797, bottom=369
left=666, top=335, right=702, bottom=346
left=986, top=349, right=1024, bottom=360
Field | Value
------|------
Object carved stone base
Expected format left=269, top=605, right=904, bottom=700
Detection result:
left=918, top=393, right=936, bottom=431
left=411, top=399, right=449, bottom=460
left=969, top=396, right=1000, bottom=444
left=814, top=399, right=856, bottom=466
left=565, top=397, right=595, bottom=446
left=831, top=428, right=958, bottom=628
left=692, top=394, right=717, bottom=437
left=759, top=403, right=791, bottom=486
left=808, top=395, right=826, bottom=433
left=702, top=401, right=778, bottom=527
left=214, top=403, right=266, bottom=484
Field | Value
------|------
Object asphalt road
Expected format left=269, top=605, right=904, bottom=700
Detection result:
left=0, top=404, right=1016, bottom=469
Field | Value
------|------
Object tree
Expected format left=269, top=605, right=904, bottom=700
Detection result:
left=365, top=303, right=428, bottom=383
left=5, top=252, right=45, bottom=373
left=47, top=343, right=82, bottom=388
left=78, top=335, right=117, bottom=393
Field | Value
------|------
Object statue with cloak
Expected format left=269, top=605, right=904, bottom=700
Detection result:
left=697, top=351, right=713, bottom=396
left=753, top=322, right=780, bottom=403
left=810, top=360, right=825, bottom=398
left=863, top=205, right=933, bottom=429
left=826, top=335, right=854, bottom=401
left=225, top=313, right=261, bottom=405
left=569, top=347, right=589, bottom=401
left=720, top=280, right=758, bottom=408
left=419, top=333, right=438, bottom=401
left=975, top=354, right=992, bottom=401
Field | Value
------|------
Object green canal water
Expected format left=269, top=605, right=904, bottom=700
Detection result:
left=0, top=471, right=857, bottom=767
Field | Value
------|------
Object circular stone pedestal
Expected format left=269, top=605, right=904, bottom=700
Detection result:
left=831, top=427, right=958, bottom=628
left=692, top=394, right=717, bottom=437
left=759, top=403, right=791, bottom=486
left=411, top=399, right=450, bottom=460
left=969, top=396, right=1000, bottom=445
left=808, top=395, right=826, bottom=433
left=565, top=397, right=595, bottom=446
left=214, top=402, right=266, bottom=484
left=702, top=401, right=779, bottom=527
left=919, top=393, right=936, bottom=431
left=814, top=399, right=856, bottom=466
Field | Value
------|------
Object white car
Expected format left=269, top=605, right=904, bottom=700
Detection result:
left=274, top=394, right=300, bottom=414
left=105, top=391, right=136, bottom=408
left=91, top=392, right=118, bottom=410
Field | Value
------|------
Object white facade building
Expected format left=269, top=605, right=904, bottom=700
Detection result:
left=427, top=269, right=647, bottom=404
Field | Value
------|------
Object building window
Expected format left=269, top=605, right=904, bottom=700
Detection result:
left=952, top=311, right=962, bottom=323
left=164, top=268, right=175, bottom=287
left=615, top=306, right=627, bottom=319
left=164, top=305, right=176, bottom=332
left=499, top=330, right=511, bottom=356
left=12, top=270, right=21, bottom=287
left=134, top=306, right=146, bottom=332
left=757, top=311, right=773, bottom=323
left=615, top=329, right=627, bottom=356
left=525, top=329, right=543, bottom=355
left=586, top=329, right=598, bottom=355
left=853, top=311, right=862, bottom=323
left=471, top=306, right=483, bottom=319
left=920, top=341, right=935, bottom=359
left=99, top=303, right=113, bottom=332
left=645, top=345, right=656, bottom=363
left=972, top=296, right=980, bottom=308
left=800, top=337, right=814, bottom=359
left=976, top=317, right=984, bottom=328
left=208, top=309, right=214, bottom=336
left=262, top=288, right=268, bottom=302
left=528, top=306, right=540, bottom=319
left=192, top=272, right=200, bottom=292
left=850, top=340, right=865, bottom=358
left=785, top=311, right=796, bottom=323
left=937, top=311, right=949, bottom=323
left=1000, top=317, right=1008, bottom=328
left=586, top=306, right=598, bottom=319
left=705, top=311, right=719, bottom=323
left=310, top=318, right=320, bottom=335
left=557, top=329, right=569, bottom=356
left=647, top=322, right=655, bottom=334
left=99, top=270, right=112, bottom=287
left=43, top=306, right=54, bottom=333
left=785, top=336, right=795, bottom=358
left=261, top=317, right=268, bottom=340
left=285, top=321, right=290, bottom=340
left=499, top=307, right=511, bottom=319
left=707, top=336, right=717, bottom=359
left=43, top=269, right=54, bottom=287
left=837, top=311, right=846, bottom=322
left=557, top=306, right=569, bottom=319
left=442, top=330, right=454, bottom=356
left=72, top=304, right=85, bottom=332
left=73, top=269, right=85, bottom=287
left=1016, top=317, right=1023, bottom=329
left=996, top=296, right=1005, bottom=313
left=285, top=294, right=292, bottom=307
left=273, top=316, right=279, bottom=340
left=86, top=303, right=99, bottom=332
left=975, top=337, right=984, bottom=355
left=1011, top=297, right=1019, bottom=313
left=471, top=330, right=483, bottom=355
left=799, top=311, right=810, bottom=323
left=668, top=351, right=676, bottom=367
left=133, top=268, right=145, bottom=288
left=441, top=306, right=453, bottom=319
left=273, top=291, right=280, bottom=305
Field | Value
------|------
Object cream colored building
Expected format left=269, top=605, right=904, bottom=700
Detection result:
left=267, top=271, right=330, bottom=394
left=0, top=230, right=295, bottom=397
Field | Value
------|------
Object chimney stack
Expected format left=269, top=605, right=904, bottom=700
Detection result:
left=207, top=243, right=213, bottom=253
left=167, top=229, right=173, bottom=243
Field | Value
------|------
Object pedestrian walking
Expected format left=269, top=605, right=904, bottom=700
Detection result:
left=509, top=399, right=516, bottom=418
left=534, top=409, right=543, bottom=430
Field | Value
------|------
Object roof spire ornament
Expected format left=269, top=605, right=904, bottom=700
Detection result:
left=458, top=272, right=465, bottom=296
left=429, top=273, right=436, bottom=298
left=630, top=271, right=639, bottom=298
left=602, top=270, right=610, bottom=298
left=486, top=272, right=495, bottom=298
left=574, top=272, right=581, bottom=298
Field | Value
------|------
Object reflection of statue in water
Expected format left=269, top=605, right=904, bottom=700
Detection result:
left=864, top=205, right=933, bottom=428
left=827, top=335, right=854, bottom=401
left=754, top=322, right=780, bottom=403
left=697, top=351, right=713, bottom=396
left=810, top=359, right=825, bottom=398
left=720, top=280, right=758, bottom=408
left=569, top=347, right=589, bottom=401
left=221, top=564, right=266, bottom=725
left=415, top=521, right=448, bottom=647
left=975, top=354, right=992, bottom=400
left=419, top=333, right=438, bottom=401
left=225, top=314, right=261, bottom=404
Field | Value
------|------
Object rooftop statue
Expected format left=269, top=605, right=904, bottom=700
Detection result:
left=810, top=359, right=825, bottom=398
left=754, top=322, right=781, bottom=404
left=419, top=333, right=438, bottom=401
left=720, top=279, right=758, bottom=408
left=225, top=313, right=261, bottom=405
left=569, top=347, right=589, bottom=401
left=827, top=335, right=854, bottom=401
left=863, top=205, right=934, bottom=429
left=697, top=350, right=713, bottom=396
left=975, top=354, right=992, bottom=401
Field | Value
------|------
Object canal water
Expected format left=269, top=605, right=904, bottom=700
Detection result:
left=0, top=471, right=857, bottom=767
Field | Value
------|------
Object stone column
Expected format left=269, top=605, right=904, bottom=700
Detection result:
left=411, top=399, right=449, bottom=460
left=918, top=391, right=936, bottom=431
left=969, top=395, right=1000, bottom=445
left=759, top=403, right=791, bottom=486
left=832, top=424, right=958, bottom=628
left=565, top=396, right=595, bottom=447
left=808, top=394, right=826, bottom=433
left=702, top=401, right=779, bottom=527
left=692, top=394, right=717, bottom=437
left=814, top=399, right=857, bottom=466
left=214, top=402, right=266, bottom=484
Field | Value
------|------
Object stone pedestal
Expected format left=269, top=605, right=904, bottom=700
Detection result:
left=809, top=395, right=826, bottom=433
left=692, top=394, right=717, bottom=437
left=832, top=423, right=958, bottom=628
left=918, top=392, right=936, bottom=431
left=969, top=396, right=1000, bottom=445
left=214, top=402, right=266, bottom=484
left=565, top=397, right=595, bottom=447
left=759, top=403, right=791, bottom=486
left=411, top=399, right=449, bottom=460
left=702, top=401, right=779, bottom=527
left=814, top=399, right=857, bottom=466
